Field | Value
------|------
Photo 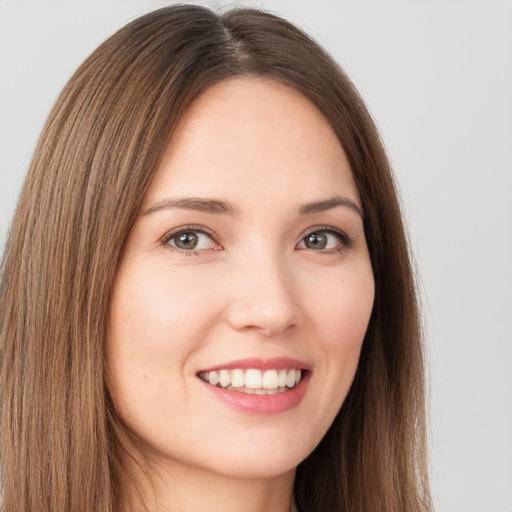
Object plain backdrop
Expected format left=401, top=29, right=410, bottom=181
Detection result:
left=0, top=1, right=511, bottom=511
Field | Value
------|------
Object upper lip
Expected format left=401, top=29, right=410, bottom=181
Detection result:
left=199, top=357, right=310, bottom=373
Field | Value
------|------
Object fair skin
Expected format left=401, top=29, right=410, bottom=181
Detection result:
left=108, top=77, right=374, bottom=512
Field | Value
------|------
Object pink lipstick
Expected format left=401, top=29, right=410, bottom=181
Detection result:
left=197, top=357, right=310, bottom=414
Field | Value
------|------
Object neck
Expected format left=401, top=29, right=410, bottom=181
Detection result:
left=118, top=456, right=297, bottom=512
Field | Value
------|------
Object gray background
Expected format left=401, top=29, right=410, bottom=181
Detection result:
left=1, top=1, right=511, bottom=510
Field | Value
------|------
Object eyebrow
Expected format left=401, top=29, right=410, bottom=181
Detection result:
left=144, top=197, right=240, bottom=216
left=299, top=197, right=364, bottom=218
left=143, top=195, right=363, bottom=218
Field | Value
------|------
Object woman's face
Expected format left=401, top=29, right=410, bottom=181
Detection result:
left=108, top=77, right=374, bottom=481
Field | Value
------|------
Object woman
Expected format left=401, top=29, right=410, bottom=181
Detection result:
left=0, top=5, right=431, bottom=512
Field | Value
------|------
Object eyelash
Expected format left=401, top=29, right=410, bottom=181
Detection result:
left=160, top=225, right=220, bottom=256
left=160, top=224, right=354, bottom=256
left=299, top=225, right=354, bottom=254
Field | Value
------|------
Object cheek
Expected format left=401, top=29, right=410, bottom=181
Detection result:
left=302, top=263, right=374, bottom=425
left=106, top=262, right=218, bottom=412
left=110, top=261, right=216, bottom=351
left=306, top=263, right=374, bottom=349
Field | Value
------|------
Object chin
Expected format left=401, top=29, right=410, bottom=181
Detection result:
left=194, top=433, right=314, bottom=481
left=203, top=454, right=300, bottom=481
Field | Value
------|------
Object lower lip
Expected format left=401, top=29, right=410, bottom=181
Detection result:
left=200, top=373, right=310, bottom=415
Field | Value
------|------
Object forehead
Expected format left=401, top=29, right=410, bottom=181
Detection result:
left=144, top=77, right=359, bottom=208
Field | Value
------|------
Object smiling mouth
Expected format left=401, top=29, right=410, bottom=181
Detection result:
left=198, top=368, right=304, bottom=395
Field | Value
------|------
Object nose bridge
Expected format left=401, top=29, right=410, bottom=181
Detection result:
left=227, top=238, right=298, bottom=335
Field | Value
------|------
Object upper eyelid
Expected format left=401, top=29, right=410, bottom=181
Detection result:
left=159, top=224, right=351, bottom=249
left=297, top=225, right=354, bottom=251
left=160, top=225, right=218, bottom=245
left=299, top=225, right=349, bottom=239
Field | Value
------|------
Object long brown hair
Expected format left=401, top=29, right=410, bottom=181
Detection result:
left=0, top=5, right=431, bottom=511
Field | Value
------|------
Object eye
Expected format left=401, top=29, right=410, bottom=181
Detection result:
left=296, top=228, right=351, bottom=252
left=163, top=227, right=219, bottom=253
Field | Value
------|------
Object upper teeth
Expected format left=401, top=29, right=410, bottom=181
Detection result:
left=199, top=368, right=302, bottom=391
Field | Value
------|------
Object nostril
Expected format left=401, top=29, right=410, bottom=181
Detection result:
left=226, top=301, right=299, bottom=336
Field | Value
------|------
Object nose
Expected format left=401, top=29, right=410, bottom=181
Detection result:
left=226, top=250, right=300, bottom=337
